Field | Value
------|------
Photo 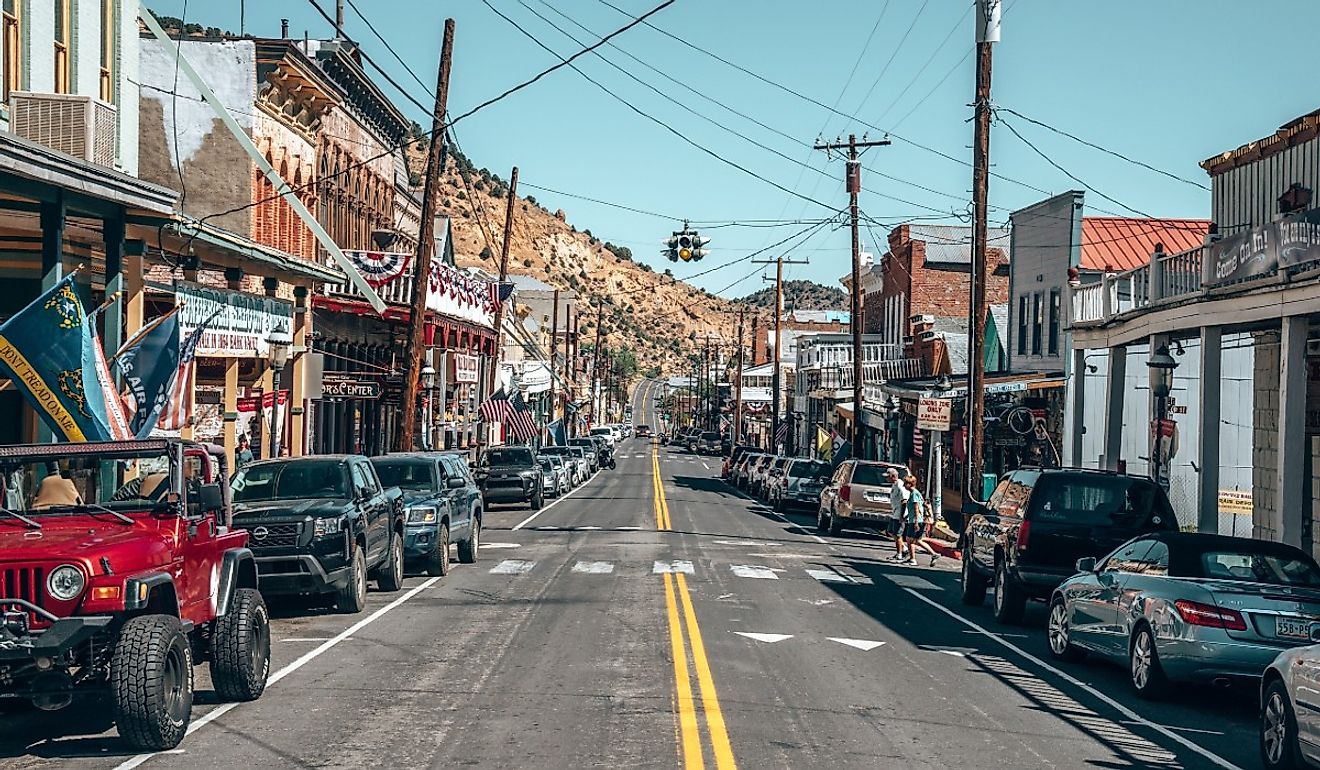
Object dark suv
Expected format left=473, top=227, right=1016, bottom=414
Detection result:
left=231, top=455, right=406, bottom=614
left=371, top=453, right=482, bottom=577
left=475, top=446, right=543, bottom=509
left=958, top=468, right=1179, bottom=624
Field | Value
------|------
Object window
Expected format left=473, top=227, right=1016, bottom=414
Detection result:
left=1103, top=540, right=1156, bottom=574
left=100, top=0, right=113, bottom=102
left=1047, top=289, right=1060, bottom=356
left=1031, top=292, right=1043, bottom=356
left=3, top=0, right=20, bottom=102
left=54, top=0, right=69, bottom=93
left=1016, top=295, right=1028, bottom=355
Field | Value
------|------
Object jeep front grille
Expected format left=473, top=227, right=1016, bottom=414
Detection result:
left=0, top=566, right=46, bottom=628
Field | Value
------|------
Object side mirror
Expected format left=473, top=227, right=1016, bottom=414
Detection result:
left=447, top=477, right=466, bottom=489
left=1075, top=557, right=1097, bottom=573
left=196, top=483, right=224, bottom=513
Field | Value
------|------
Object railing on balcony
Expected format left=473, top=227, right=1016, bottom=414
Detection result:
left=803, top=359, right=926, bottom=392
left=1069, top=244, right=1209, bottom=328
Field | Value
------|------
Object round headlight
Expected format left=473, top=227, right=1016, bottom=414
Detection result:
left=47, top=565, right=85, bottom=601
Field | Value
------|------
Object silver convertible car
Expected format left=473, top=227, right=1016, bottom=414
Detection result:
left=1047, top=531, right=1320, bottom=697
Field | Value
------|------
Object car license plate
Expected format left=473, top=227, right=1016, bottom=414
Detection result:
left=1277, top=618, right=1312, bottom=639
left=864, top=491, right=884, bottom=502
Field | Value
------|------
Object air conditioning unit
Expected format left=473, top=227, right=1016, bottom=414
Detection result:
left=9, top=92, right=118, bottom=167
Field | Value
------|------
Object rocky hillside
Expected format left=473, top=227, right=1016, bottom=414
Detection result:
left=422, top=144, right=742, bottom=377
left=740, top=280, right=847, bottom=311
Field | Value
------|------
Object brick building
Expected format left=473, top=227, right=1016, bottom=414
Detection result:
left=750, top=309, right=849, bottom=365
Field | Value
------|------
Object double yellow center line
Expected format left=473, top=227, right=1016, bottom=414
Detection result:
left=652, top=447, right=736, bottom=770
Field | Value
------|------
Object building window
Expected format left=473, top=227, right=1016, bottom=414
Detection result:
left=54, top=0, right=69, bottom=93
left=100, top=0, right=114, bottom=102
left=3, top=0, right=20, bottom=102
left=1047, top=289, right=1060, bottom=356
left=1031, top=292, right=1043, bottom=356
left=1017, top=295, right=1028, bottom=354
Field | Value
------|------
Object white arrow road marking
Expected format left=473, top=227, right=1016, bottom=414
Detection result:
left=884, top=573, right=944, bottom=591
left=731, top=565, right=779, bottom=579
left=572, top=561, right=615, bottom=574
left=654, top=560, right=695, bottom=574
left=578, top=526, right=603, bottom=530
left=734, top=632, right=793, bottom=643
left=482, top=542, right=522, bottom=549
left=617, top=526, right=643, bottom=531
left=827, top=637, right=885, bottom=651
left=280, top=637, right=346, bottom=643
left=490, top=559, right=536, bottom=575
left=806, top=568, right=854, bottom=584
left=937, top=649, right=967, bottom=657
left=800, top=598, right=835, bottom=606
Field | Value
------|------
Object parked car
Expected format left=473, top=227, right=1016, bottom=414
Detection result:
left=960, top=468, right=1179, bottom=624
left=637, top=424, right=653, bottom=438
left=569, top=437, right=601, bottom=473
left=475, top=446, right=544, bottom=510
left=590, top=426, right=617, bottom=449
left=1049, top=532, right=1320, bottom=699
left=1261, top=644, right=1320, bottom=769
left=537, top=456, right=566, bottom=497
left=697, top=431, right=722, bottom=455
left=818, top=459, right=909, bottom=536
left=547, top=455, right=572, bottom=491
left=371, top=452, right=481, bottom=576
left=769, top=459, right=832, bottom=512
left=758, top=456, right=793, bottom=500
left=0, top=439, right=270, bottom=750
left=232, top=455, right=406, bottom=613
left=736, top=453, right=768, bottom=491
left=686, top=430, right=702, bottom=453
left=540, top=445, right=587, bottom=485
left=723, top=445, right=758, bottom=479
left=748, top=455, right=783, bottom=498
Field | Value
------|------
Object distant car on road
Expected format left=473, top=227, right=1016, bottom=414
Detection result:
left=568, top=437, right=601, bottom=473
left=590, top=426, right=617, bottom=449
left=723, top=445, right=758, bottom=479
left=540, top=445, right=588, bottom=485
left=475, top=446, right=544, bottom=510
left=232, top=455, right=406, bottom=613
left=371, top=452, right=481, bottom=576
left=636, top=424, right=653, bottom=438
left=960, top=468, right=1179, bottom=624
left=1050, top=532, right=1320, bottom=699
left=697, top=431, right=721, bottom=455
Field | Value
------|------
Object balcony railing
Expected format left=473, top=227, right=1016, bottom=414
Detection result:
left=1070, top=244, right=1208, bottom=328
left=802, top=359, right=925, bottom=392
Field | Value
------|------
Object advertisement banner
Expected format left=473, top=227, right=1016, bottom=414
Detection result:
left=161, top=281, right=294, bottom=358
left=1211, top=208, right=1320, bottom=286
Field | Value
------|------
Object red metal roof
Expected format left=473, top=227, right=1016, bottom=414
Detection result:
left=1079, top=217, right=1211, bottom=272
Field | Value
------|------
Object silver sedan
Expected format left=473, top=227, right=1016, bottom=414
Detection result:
left=1047, top=531, right=1320, bottom=698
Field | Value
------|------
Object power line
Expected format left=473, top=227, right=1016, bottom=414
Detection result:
left=873, top=3, right=972, bottom=128
left=849, top=0, right=932, bottom=118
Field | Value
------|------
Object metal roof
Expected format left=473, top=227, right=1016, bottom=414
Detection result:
left=907, top=225, right=1011, bottom=265
left=1079, top=217, right=1210, bottom=272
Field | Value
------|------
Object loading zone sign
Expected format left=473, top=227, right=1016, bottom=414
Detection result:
left=917, top=398, right=952, bottom=431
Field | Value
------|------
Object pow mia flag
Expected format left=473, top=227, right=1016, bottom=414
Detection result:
left=115, top=310, right=182, bottom=438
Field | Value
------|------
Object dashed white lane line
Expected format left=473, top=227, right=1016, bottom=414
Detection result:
left=653, top=559, right=695, bottom=574
left=572, top=561, right=615, bottom=574
left=511, top=470, right=600, bottom=530
left=482, top=542, right=522, bottom=549
left=489, top=559, right=536, bottom=575
left=114, top=575, right=444, bottom=770
left=900, top=586, right=1242, bottom=770
left=730, top=565, right=780, bottom=580
left=806, top=568, right=854, bottom=584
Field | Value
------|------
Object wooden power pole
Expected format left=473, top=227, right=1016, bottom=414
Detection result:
left=733, top=306, right=744, bottom=445
left=966, top=0, right=1000, bottom=501
left=754, top=254, right=807, bottom=454
left=590, top=299, right=603, bottom=428
left=549, top=288, right=559, bottom=436
left=398, top=18, right=454, bottom=452
left=816, top=133, right=889, bottom=457
left=487, top=165, right=519, bottom=395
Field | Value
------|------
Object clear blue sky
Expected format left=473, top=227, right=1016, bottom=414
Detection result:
left=148, top=0, right=1318, bottom=295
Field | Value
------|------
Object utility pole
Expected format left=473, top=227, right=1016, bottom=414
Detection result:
left=734, top=307, right=745, bottom=446
left=398, top=18, right=454, bottom=452
left=569, top=307, right=578, bottom=436
left=550, top=288, right=559, bottom=437
left=487, top=165, right=519, bottom=396
left=701, top=336, right=711, bottom=431
left=816, top=133, right=889, bottom=457
left=590, top=299, right=603, bottom=429
left=754, top=254, right=808, bottom=454
left=966, top=0, right=1001, bottom=501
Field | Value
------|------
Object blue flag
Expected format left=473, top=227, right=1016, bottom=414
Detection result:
left=546, top=419, right=566, bottom=446
left=115, top=310, right=181, bottom=438
left=0, top=274, right=132, bottom=441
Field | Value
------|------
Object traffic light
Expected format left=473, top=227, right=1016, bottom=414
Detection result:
left=662, top=226, right=710, bottom=262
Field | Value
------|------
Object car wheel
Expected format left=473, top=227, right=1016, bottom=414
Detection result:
left=427, top=523, right=451, bottom=577
left=377, top=532, right=405, bottom=592
left=530, top=490, right=544, bottom=510
left=993, top=559, right=1027, bottom=624
left=110, top=614, right=193, bottom=750
left=336, top=546, right=367, bottom=613
left=209, top=587, right=271, bottom=702
left=1262, top=679, right=1305, bottom=769
left=960, top=548, right=989, bottom=606
left=1046, top=597, right=1085, bottom=662
left=458, top=516, right=480, bottom=564
left=1129, top=624, right=1168, bottom=699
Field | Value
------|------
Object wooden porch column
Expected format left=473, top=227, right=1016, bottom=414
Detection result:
left=102, top=215, right=126, bottom=361
left=38, top=197, right=65, bottom=443
left=224, top=359, right=239, bottom=471
left=290, top=286, right=309, bottom=457
left=1101, top=345, right=1126, bottom=471
left=1278, top=316, right=1309, bottom=551
left=1197, top=326, right=1222, bottom=534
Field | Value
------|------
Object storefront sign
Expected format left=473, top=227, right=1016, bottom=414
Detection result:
left=916, top=398, right=952, bottom=431
left=1218, top=489, right=1252, bottom=515
left=452, top=352, right=480, bottom=384
left=1211, top=208, right=1320, bottom=286
left=164, top=281, right=295, bottom=359
left=321, top=376, right=381, bottom=399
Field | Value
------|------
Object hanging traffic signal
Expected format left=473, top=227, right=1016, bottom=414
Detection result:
left=664, top=234, right=681, bottom=262
left=662, top=224, right=710, bottom=262
left=678, top=233, right=695, bottom=261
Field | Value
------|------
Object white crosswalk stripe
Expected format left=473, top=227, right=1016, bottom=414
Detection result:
left=805, top=567, right=853, bottom=584
left=489, top=559, right=536, bottom=575
left=572, top=561, right=615, bottom=574
left=730, top=565, right=779, bottom=579
left=653, top=560, right=695, bottom=574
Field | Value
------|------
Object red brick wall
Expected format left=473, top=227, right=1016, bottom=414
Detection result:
left=751, top=316, right=848, bottom=364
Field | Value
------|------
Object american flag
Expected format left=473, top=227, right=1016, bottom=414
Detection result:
left=774, top=421, right=789, bottom=447
left=157, top=315, right=211, bottom=431
left=479, top=387, right=537, bottom=441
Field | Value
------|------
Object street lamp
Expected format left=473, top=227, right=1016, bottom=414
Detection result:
left=266, top=325, right=293, bottom=459
left=420, top=364, right=437, bottom=450
left=1147, top=344, right=1178, bottom=487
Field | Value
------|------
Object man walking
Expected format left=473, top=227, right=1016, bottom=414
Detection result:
left=886, top=468, right=909, bottom=561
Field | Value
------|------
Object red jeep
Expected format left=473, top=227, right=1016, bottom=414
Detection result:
left=0, top=439, right=270, bottom=750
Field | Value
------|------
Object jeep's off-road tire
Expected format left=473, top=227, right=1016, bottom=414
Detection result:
left=110, top=614, right=194, bottom=750
left=377, top=532, right=405, bottom=592
left=210, top=587, right=271, bottom=702
left=530, top=491, right=544, bottom=511
left=337, top=547, right=368, bottom=614
left=427, top=524, right=451, bottom=577
left=458, top=517, right=480, bottom=564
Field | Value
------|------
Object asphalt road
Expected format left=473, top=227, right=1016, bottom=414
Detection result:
left=0, top=379, right=1262, bottom=769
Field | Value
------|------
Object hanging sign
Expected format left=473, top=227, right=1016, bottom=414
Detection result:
left=320, top=375, right=381, bottom=399
left=916, top=398, right=952, bottom=431
left=161, top=281, right=294, bottom=359
left=451, top=352, right=480, bottom=384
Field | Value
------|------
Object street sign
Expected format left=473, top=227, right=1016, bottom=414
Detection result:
left=322, top=376, right=382, bottom=399
left=916, top=398, right=952, bottom=431
left=1169, top=405, right=1187, bottom=414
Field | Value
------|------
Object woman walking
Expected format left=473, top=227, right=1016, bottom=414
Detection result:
left=903, top=474, right=939, bottom=566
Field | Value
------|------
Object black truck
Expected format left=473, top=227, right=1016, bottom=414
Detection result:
left=475, top=446, right=544, bottom=510
left=230, top=455, right=406, bottom=613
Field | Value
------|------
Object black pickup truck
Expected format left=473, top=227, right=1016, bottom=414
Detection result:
left=230, top=455, right=406, bottom=613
